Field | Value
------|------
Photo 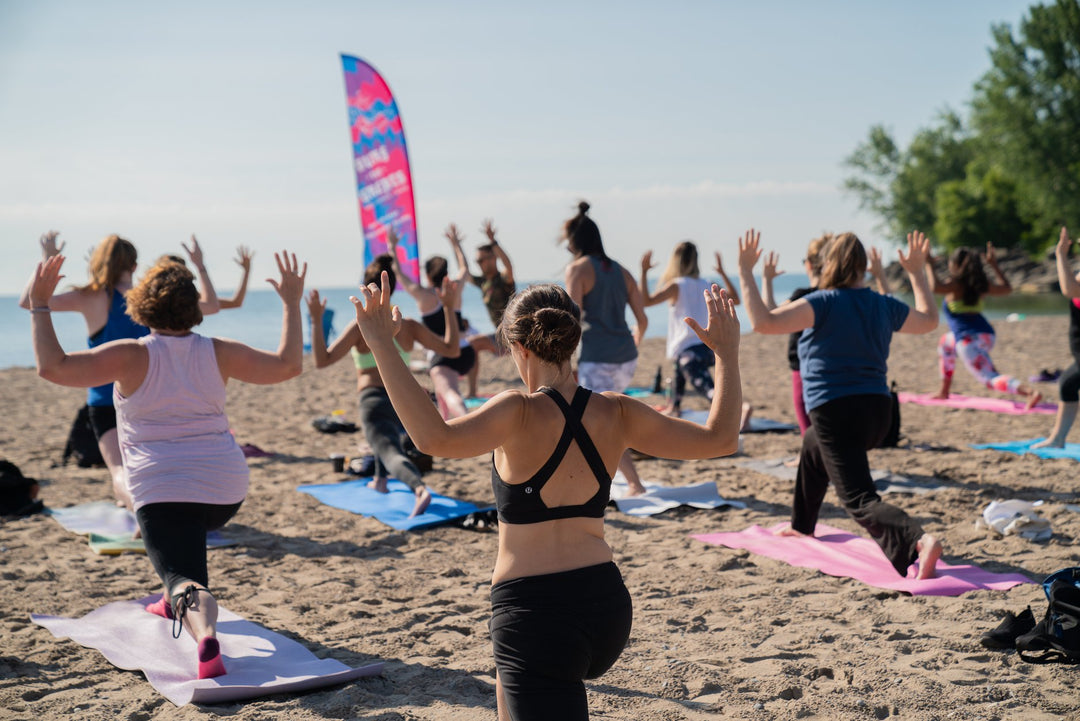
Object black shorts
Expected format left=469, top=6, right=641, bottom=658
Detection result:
left=431, top=345, right=477, bottom=375
left=490, top=562, right=632, bottom=721
left=136, top=501, right=242, bottom=593
left=87, top=404, right=117, bottom=439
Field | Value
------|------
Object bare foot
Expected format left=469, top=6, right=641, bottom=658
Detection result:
left=367, top=477, right=389, bottom=493
left=409, top=486, right=432, bottom=517
left=661, top=406, right=681, bottom=418
left=775, top=524, right=809, bottom=538
left=1024, top=391, right=1043, bottom=412
left=915, top=534, right=942, bottom=580
left=739, top=402, right=753, bottom=433
left=1032, top=437, right=1065, bottom=449
left=930, top=392, right=949, bottom=400
left=625, top=482, right=648, bottom=497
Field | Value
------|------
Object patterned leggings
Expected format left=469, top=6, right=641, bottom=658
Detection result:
left=672, top=343, right=714, bottom=410
left=938, top=332, right=1021, bottom=395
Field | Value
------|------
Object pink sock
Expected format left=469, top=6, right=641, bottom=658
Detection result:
left=197, top=637, right=226, bottom=679
left=145, top=595, right=174, bottom=620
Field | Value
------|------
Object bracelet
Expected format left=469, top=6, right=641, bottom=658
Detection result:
left=30, top=306, right=51, bottom=313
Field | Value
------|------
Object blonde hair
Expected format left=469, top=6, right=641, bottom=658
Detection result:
left=817, top=232, right=866, bottom=290
left=805, top=233, right=831, bottom=279
left=659, top=240, right=700, bottom=286
left=77, top=235, right=137, bottom=293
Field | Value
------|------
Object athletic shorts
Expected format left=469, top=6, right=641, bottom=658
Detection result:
left=87, top=404, right=117, bottom=439
left=430, top=345, right=477, bottom=375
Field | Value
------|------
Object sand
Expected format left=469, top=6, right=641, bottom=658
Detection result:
left=2, top=315, right=1079, bottom=720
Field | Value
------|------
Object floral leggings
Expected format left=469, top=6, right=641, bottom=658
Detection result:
left=938, top=331, right=1021, bottom=395
left=672, top=343, right=714, bottom=411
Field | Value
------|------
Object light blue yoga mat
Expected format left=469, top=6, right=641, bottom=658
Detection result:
left=679, top=410, right=798, bottom=433
left=48, top=500, right=236, bottom=553
left=298, top=478, right=490, bottom=531
left=971, top=439, right=1080, bottom=461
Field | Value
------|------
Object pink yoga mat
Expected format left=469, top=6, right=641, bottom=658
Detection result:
left=692, top=523, right=1033, bottom=596
left=32, top=595, right=384, bottom=705
left=897, top=392, right=1056, bottom=416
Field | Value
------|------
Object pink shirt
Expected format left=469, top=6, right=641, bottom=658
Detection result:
left=115, top=333, right=248, bottom=510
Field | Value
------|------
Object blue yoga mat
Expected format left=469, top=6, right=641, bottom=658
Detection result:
left=679, top=410, right=798, bottom=433
left=298, top=478, right=490, bottom=530
left=971, top=439, right=1080, bottom=461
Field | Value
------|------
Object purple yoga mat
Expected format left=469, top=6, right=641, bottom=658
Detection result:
left=692, top=523, right=1034, bottom=596
left=897, top=391, right=1056, bottom=416
left=31, top=596, right=383, bottom=705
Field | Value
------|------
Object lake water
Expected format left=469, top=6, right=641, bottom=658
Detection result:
left=1, top=273, right=1069, bottom=369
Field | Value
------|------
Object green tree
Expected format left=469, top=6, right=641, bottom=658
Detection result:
left=933, top=165, right=1034, bottom=252
left=971, top=0, right=1080, bottom=246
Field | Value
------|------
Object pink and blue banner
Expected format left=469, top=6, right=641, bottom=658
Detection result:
left=341, top=55, right=420, bottom=284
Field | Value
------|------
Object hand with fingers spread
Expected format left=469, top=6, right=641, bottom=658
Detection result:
left=183, top=235, right=206, bottom=269
left=29, top=255, right=66, bottom=308
left=763, top=251, right=783, bottom=281
left=435, top=275, right=462, bottom=310
left=305, top=288, right=327, bottom=319
left=386, top=228, right=400, bottom=252
left=867, top=247, right=885, bottom=278
left=267, top=251, right=307, bottom=305
left=685, top=285, right=740, bottom=357
left=713, top=250, right=729, bottom=277
left=351, top=270, right=401, bottom=344
left=481, top=218, right=498, bottom=243
left=40, top=230, right=65, bottom=259
left=898, top=231, right=930, bottom=274
left=234, top=245, right=254, bottom=271
left=640, top=250, right=656, bottom=274
left=985, top=242, right=1001, bottom=268
left=444, top=224, right=463, bottom=247
left=737, top=228, right=762, bottom=273
left=1055, top=225, right=1075, bottom=258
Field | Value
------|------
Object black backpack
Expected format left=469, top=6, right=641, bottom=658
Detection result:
left=0, top=460, right=44, bottom=517
left=62, top=404, right=105, bottom=468
left=1016, top=568, right=1080, bottom=664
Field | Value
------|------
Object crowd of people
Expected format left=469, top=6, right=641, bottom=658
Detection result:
left=18, top=216, right=1079, bottom=718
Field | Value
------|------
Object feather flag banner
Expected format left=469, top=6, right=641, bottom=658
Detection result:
left=341, top=55, right=420, bottom=284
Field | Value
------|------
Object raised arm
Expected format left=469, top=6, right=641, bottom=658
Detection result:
left=306, top=289, right=362, bottom=367
left=19, top=231, right=85, bottom=312
left=639, top=251, right=678, bottom=307
left=714, top=251, right=740, bottom=305
left=737, top=229, right=814, bottom=334
left=28, top=255, right=145, bottom=390
left=761, top=250, right=782, bottom=310
left=623, top=265, right=648, bottom=346
left=897, top=231, right=939, bottom=334
left=484, top=219, right=515, bottom=286
left=217, top=246, right=253, bottom=309
left=400, top=277, right=461, bottom=357
left=445, top=224, right=474, bottom=285
left=620, top=284, right=741, bottom=459
left=867, top=246, right=892, bottom=296
left=352, top=270, right=519, bottom=457
left=214, top=252, right=306, bottom=383
left=385, top=228, right=428, bottom=305
left=1054, top=226, right=1080, bottom=299
left=184, top=236, right=221, bottom=316
left=984, top=243, right=1013, bottom=296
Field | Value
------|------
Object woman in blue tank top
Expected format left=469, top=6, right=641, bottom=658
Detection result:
left=352, top=273, right=743, bottom=721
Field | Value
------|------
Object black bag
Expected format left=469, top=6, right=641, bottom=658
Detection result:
left=876, top=381, right=901, bottom=448
left=62, top=404, right=105, bottom=468
left=0, top=460, right=44, bottom=517
left=1016, top=568, right=1080, bottom=664
left=400, top=432, right=433, bottom=474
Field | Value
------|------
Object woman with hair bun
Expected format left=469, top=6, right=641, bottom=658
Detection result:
left=27, top=250, right=306, bottom=679
left=351, top=271, right=743, bottom=721
left=738, top=228, right=944, bottom=580
left=928, top=243, right=1041, bottom=408
left=562, top=201, right=650, bottom=495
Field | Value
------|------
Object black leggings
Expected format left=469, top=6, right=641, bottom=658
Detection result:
left=793, top=394, right=924, bottom=576
left=136, top=501, right=242, bottom=593
left=1059, top=361, right=1080, bottom=402
left=672, top=343, right=714, bottom=411
left=490, top=562, right=632, bottom=721
left=358, top=387, right=423, bottom=491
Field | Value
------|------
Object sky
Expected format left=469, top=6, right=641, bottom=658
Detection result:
left=0, top=0, right=1039, bottom=295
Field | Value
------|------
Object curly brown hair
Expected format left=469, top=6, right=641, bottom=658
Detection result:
left=125, top=260, right=203, bottom=331
left=499, top=284, right=581, bottom=365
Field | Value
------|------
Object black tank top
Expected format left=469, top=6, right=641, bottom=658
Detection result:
left=491, top=386, right=611, bottom=524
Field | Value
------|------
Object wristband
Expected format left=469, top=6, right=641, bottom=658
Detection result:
left=30, top=306, right=51, bottom=313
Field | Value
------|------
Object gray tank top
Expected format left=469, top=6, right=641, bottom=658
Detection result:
left=579, top=256, right=637, bottom=364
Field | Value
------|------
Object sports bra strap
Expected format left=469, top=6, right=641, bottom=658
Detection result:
left=538, top=387, right=611, bottom=485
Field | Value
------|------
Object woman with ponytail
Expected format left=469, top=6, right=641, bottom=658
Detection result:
left=351, top=274, right=743, bottom=721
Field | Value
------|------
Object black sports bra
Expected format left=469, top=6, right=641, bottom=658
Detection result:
left=491, top=386, right=611, bottom=524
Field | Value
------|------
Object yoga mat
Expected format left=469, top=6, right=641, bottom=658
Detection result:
left=49, top=501, right=236, bottom=553
left=32, top=595, right=383, bottom=706
left=610, top=471, right=745, bottom=516
left=298, top=478, right=490, bottom=530
left=971, top=439, right=1080, bottom=462
left=898, top=392, right=1056, bottom=416
left=678, top=409, right=797, bottom=433
left=693, top=523, right=1033, bottom=596
left=738, top=458, right=943, bottom=495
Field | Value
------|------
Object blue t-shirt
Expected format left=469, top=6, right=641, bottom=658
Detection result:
left=797, top=288, right=909, bottom=412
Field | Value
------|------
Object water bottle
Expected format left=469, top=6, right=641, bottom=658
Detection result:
left=652, top=366, right=663, bottom=393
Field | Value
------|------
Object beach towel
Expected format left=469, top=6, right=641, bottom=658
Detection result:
left=31, top=595, right=383, bottom=706
left=298, top=478, right=489, bottom=531
left=692, top=523, right=1033, bottom=596
left=971, top=439, right=1080, bottom=462
left=898, top=392, right=1057, bottom=416
left=609, top=471, right=745, bottom=516
left=737, top=458, right=943, bottom=495
left=48, top=501, right=236, bottom=554
left=678, top=409, right=797, bottom=432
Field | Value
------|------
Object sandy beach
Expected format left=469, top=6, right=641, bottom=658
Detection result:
left=2, top=315, right=1079, bottom=721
